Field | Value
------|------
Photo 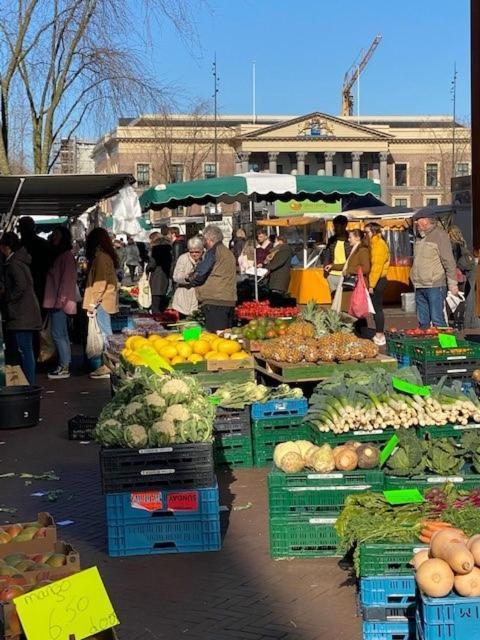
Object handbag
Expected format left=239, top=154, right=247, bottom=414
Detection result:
left=348, top=269, right=374, bottom=319
left=37, top=315, right=56, bottom=363
left=137, top=272, right=152, bottom=309
left=86, top=314, right=104, bottom=359
left=342, top=274, right=357, bottom=290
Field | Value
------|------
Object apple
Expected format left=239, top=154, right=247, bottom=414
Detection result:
left=0, top=529, right=12, bottom=544
left=0, top=565, right=20, bottom=577
left=4, top=524, right=23, bottom=539
left=7, top=609, right=22, bottom=635
left=0, top=584, right=24, bottom=601
left=45, top=554, right=66, bottom=568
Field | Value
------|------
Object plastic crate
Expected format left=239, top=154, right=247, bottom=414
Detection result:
left=269, top=516, right=340, bottom=558
left=268, top=468, right=384, bottom=516
left=213, top=435, right=253, bottom=468
left=100, top=443, right=216, bottom=493
left=312, top=427, right=396, bottom=446
left=414, top=359, right=478, bottom=385
left=252, top=417, right=312, bottom=466
left=360, top=576, right=416, bottom=608
left=251, top=398, right=308, bottom=421
left=107, top=512, right=221, bottom=556
left=384, top=466, right=480, bottom=491
left=396, top=355, right=412, bottom=369
left=362, top=620, right=413, bottom=640
left=410, top=340, right=480, bottom=363
left=416, top=591, right=480, bottom=640
left=359, top=543, right=428, bottom=578
left=213, top=406, right=251, bottom=437
left=105, top=485, right=219, bottom=523
left=68, top=414, right=97, bottom=440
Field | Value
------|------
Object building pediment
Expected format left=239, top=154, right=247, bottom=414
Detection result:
left=239, top=112, right=393, bottom=141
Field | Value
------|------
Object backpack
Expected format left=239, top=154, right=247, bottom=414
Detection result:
left=457, top=244, right=475, bottom=274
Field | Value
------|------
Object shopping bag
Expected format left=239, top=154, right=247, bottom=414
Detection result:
left=348, top=269, right=371, bottom=319
left=86, top=314, right=104, bottom=359
left=137, top=272, right=152, bottom=309
left=37, top=315, right=56, bottom=363
left=331, top=276, right=344, bottom=313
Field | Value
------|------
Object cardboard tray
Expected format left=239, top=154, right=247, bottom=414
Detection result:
left=206, top=356, right=254, bottom=372
left=0, top=513, right=56, bottom=558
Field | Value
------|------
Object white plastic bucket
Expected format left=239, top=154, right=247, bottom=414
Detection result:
left=401, top=292, right=416, bottom=313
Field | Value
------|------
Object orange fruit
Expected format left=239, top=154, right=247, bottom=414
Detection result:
left=218, top=340, right=241, bottom=355
left=159, top=345, right=178, bottom=360
left=193, top=340, right=210, bottom=356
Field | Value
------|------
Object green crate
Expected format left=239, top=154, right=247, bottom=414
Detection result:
left=359, top=542, right=428, bottom=577
left=213, top=435, right=253, bottom=468
left=311, top=426, right=396, bottom=446
left=270, top=516, right=340, bottom=558
left=420, top=423, right=480, bottom=440
left=268, top=468, right=384, bottom=516
left=410, top=340, right=480, bottom=363
left=252, top=420, right=312, bottom=466
left=384, top=467, right=480, bottom=491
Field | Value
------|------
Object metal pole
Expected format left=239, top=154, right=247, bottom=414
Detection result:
left=303, top=224, right=308, bottom=268
left=357, top=65, right=360, bottom=125
left=251, top=198, right=259, bottom=301
left=3, top=177, right=25, bottom=231
left=213, top=54, right=219, bottom=215
left=451, top=62, right=457, bottom=179
left=252, top=61, right=256, bottom=124
left=471, top=0, right=480, bottom=250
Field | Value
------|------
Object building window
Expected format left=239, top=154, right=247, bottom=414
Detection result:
left=425, top=196, right=440, bottom=206
left=455, top=162, right=470, bottom=177
left=277, top=164, right=283, bottom=174
left=425, top=163, right=439, bottom=187
left=304, top=164, right=310, bottom=175
left=332, top=165, right=337, bottom=176
left=136, top=163, right=151, bottom=187
left=170, top=164, right=184, bottom=183
left=360, top=162, right=369, bottom=179
left=204, top=162, right=216, bottom=179
left=394, top=163, right=408, bottom=187
left=394, top=197, right=408, bottom=207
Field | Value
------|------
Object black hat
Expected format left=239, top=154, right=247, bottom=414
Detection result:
left=412, top=206, right=440, bottom=221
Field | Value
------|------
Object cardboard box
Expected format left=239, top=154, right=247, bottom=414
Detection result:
left=4, top=366, right=28, bottom=387
left=0, top=513, right=56, bottom=558
left=206, top=356, right=254, bottom=372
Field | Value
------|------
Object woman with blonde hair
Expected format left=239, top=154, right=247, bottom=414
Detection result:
left=171, top=236, right=203, bottom=317
left=365, top=222, right=390, bottom=346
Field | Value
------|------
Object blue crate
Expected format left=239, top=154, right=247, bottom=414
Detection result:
left=362, top=604, right=415, bottom=622
left=251, top=397, right=308, bottom=420
left=362, top=620, right=413, bottom=640
left=107, top=512, right=221, bottom=556
left=360, top=577, right=416, bottom=608
left=396, top=355, right=412, bottom=368
left=417, top=591, right=480, bottom=640
left=105, top=485, right=219, bottom=524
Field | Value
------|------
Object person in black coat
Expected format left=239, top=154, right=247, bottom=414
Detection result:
left=147, top=233, right=172, bottom=313
left=264, top=236, right=293, bottom=293
left=17, top=216, right=51, bottom=308
left=167, top=226, right=187, bottom=274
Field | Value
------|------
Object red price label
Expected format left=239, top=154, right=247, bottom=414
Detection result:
left=167, top=491, right=199, bottom=511
left=131, top=491, right=163, bottom=512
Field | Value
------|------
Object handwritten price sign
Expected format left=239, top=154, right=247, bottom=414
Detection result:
left=14, top=567, right=119, bottom=640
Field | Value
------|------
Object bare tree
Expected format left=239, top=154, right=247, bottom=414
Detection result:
left=0, top=0, right=200, bottom=174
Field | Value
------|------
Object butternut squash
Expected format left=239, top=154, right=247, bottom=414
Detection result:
left=467, top=534, right=480, bottom=551
left=433, top=542, right=474, bottom=575
left=454, top=567, right=480, bottom=597
left=416, top=558, right=454, bottom=597
left=469, top=539, right=480, bottom=567
left=411, top=549, right=429, bottom=570
left=430, top=528, right=468, bottom=558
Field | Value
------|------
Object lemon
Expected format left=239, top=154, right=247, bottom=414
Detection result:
left=159, top=345, right=178, bottom=360
left=126, top=335, right=147, bottom=350
left=230, top=351, right=250, bottom=360
left=177, top=343, right=193, bottom=358
left=188, top=353, right=204, bottom=363
left=218, top=339, right=241, bottom=355
left=171, top=355, right=186, bottom=365
left=148, top=334, right=160, bottom=342
left=166, top=333, right=182, bottom=342
left=193, top=340, right=210, bottom=356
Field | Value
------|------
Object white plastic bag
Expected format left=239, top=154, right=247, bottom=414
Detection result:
left=331, top=277, right=343, bottom=313
left=137, top=272, right=152, bottom=309
left=86, top=315, right=104, bottom=359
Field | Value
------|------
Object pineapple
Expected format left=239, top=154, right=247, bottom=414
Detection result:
left=286, top=319, right=315, bottom=338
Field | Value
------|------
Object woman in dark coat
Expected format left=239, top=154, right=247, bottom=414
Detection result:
left=264, top=236, right=293, bottom=293
left=147, top=232, right=172, bottom=313
left=340, top=229, right=371, bottom=333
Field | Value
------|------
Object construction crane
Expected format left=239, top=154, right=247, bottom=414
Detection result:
left=341, top=35, right=382, bottom=117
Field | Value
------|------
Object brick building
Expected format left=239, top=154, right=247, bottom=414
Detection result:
left=92, top=112, right=470, bottom=214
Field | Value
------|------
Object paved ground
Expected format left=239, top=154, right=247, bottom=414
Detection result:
left=0, top=308, right=421, bottom=640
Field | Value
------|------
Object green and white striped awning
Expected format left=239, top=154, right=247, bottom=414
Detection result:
left=139, top=173, right=381, bottom=211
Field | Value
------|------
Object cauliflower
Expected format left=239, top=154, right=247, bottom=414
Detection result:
left=145, top=392, right=166, bottom=410
left=124, top=401, right=143, bottom=419
left=160, top=378, right=191, bottom=404
left=164, top=404, right=190, bottom=423
left=123, top=424, right=148, bottom=448
left=149, top=419, right=176, bottom=446
left=94, top=418, right=124, bottom=447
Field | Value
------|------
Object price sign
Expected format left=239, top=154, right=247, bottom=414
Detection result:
left=182, top=325, right=201, bottom=342
left=392, top=377, right=430, bottom=397
left=438, top=333, right=458, bottom=348
left=14, top=567, right=119, bottom=640
left=383, top=489, right=424, bottom=505
left=379, top=434, right=399, bottom=466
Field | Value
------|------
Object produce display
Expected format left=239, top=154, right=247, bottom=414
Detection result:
left=121, top=332, right=250, bottom=368
left=387, top=327, right=455, bottom=338
left=214, top=381, right=303, bottom=409
left=0, top=520, right=49, bottom=544
left=231, top=317, right=292, bottom=341
left=384, top=429, right=480, bottom=476
left=413, top=528, right=480, bottom=597
left=235, top=300, right=299, bottom=319
left=306, top=368, right=480, bottom=434
left=273, top=440, right=380, bottom=473
left=93, top=372, right=215, bottom=447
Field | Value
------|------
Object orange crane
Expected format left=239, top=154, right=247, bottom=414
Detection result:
left=342, top=35, right=382, bottom=117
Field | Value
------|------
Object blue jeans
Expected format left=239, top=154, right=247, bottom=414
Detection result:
left=415, top=287, right=447, bottom=328
left=50, top=309, right=71, bottom=368
left=14, top=330, right=36, bottom=385
left=89, top=304, right=112, bottom=370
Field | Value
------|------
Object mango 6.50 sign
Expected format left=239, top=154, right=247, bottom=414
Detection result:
left=14, top=567, right=119, bottom=640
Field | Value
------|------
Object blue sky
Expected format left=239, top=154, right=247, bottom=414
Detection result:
left=141, top=0, right=470, bottom=121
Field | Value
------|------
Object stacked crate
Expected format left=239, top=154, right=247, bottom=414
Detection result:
left=409, top=340, right=480, bottom=385
left=268, top=468, right=384, bottom=559
left=100, top=443, right=221, bottom=557
left=213, top=406, right=253, bottom=469
left=358, top=542, right=427, bottom=640
left=416, top=590, right=480, bottom=640
left=251, top=398, right=309, bottom=466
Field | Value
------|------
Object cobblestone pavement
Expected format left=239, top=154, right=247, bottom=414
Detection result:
left=0, top=368, right=367, bottom=640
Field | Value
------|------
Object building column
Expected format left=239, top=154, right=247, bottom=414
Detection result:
left=379, top=151, right=388, bottom=199
left=234, top=152, right=243, bottom=174
left=268, top=152, right=279, bottom=174
left=237, top=151, right=250, bottom=173
left=296, top=151, right=307, bottom=175
left=352, top=152, right=363, bottom=179
left=324, top=151, right=335, bottom=176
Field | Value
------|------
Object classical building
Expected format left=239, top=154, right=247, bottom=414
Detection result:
left=92, top=112, right=470, bottom=212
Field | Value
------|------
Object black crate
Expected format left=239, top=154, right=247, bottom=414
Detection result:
left=100, top=443, right=215, bottom=493
left=213, top=406, right=251, bottom=437
left=68, top=414, right=97, bottom=441
left=414, top=358, right=478, bottom=384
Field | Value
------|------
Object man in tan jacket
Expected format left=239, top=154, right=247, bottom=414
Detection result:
left=411, top=213, right=458, bottom=328
left=188, top=225, right=236, bottom=332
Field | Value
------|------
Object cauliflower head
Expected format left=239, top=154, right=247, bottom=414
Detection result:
left=124, top=400, right=143, bottom=419
left=160, top=378, right=191, bottom=404
left=164, top=404, right=190, bottom=423
left=145, top=392, right=167, bottom=414
left=149, top=419, right=177, bottom=446
left=123, top=424, right=148, bottom=448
